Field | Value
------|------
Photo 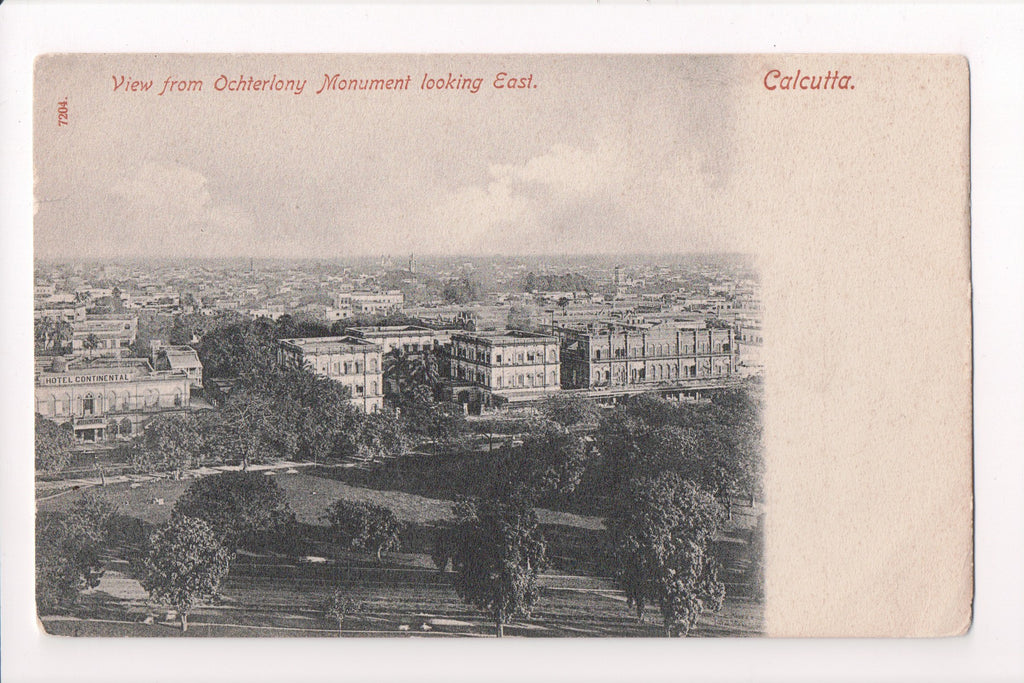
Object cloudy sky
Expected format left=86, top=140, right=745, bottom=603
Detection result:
left=34, top=54, right=753, bottom=259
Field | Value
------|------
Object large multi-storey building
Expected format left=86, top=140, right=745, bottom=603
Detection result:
left=558, top=321, right=737, bottom=391
left=446, top=330, right=561, bottom=407
left=34, top=356, right=192, bottom=443
left=277, top=336, right=384, bottom=412
left=71, top=315, right=138, bottom=358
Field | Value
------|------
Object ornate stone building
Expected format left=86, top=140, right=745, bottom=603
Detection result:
left=277, top=336, right=384, bottom=413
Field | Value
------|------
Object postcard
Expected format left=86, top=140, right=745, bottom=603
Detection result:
left=30, top=53, right=971, bottom=641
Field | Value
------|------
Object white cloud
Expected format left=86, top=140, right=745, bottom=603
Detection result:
left=103, top=162, right=260, bottom=257
left=428, top=137, right=733, bottom=254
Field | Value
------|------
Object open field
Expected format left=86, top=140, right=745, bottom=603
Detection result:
left=37, top=470, right=763, bottom=637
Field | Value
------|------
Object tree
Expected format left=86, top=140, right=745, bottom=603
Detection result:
left=607, top=473, right=725, bottom=636
left=383, top=348, right=431, bottom=398
left=352, top=412, right=411, bottom=463
left=500, top=419, right=590, bottom=503
left=506, top=305, right=533, bottom=332
left=441, top=276, right=480, bottom=305
left=396, top=386, right=469, bottom=455
left=236, top=362, right=354, bottom=465
left=323, top=500, right=401, bottom=562
left=209, top=389, right=287, bottom=470
left=82, top=333, right=100, bottom=354
left=139, top=515, right=232, bottom=632
left=35, top=494, right=113, bottom=613
left=35, top=415, right=75, bottom=473
left=130, top=414, right=204, bottom=479
left=594, top=386, right=765, bottom=507
left=538, top=393, right=600, bottom=429
left=172, top=471, right=294, bottom=550
left=321, top=588, right=364, bottom=634
left=443, top=496, right=547, bottom=637
left=196, top=319, right=277, bottom=379
left=34, top=318, right=72, bottom=355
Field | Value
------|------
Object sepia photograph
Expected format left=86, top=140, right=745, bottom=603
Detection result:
left=33, top=54, right=766, bottom=638
left=7, top=4, right=1022, bottom=683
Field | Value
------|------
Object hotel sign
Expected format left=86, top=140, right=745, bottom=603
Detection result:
left=39, top=372, right=134, bottom=386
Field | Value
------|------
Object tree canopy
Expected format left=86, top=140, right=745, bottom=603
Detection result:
left=323, top=500, right=402, bottom=561
left=591, top=384, right=764, bottom=506
left=35, top=415, right=76, bottom=473
left=538, top=393, right=601, bottom=429
left=498, top=418, right=591, bottom=504
left=139, top=515, right=232, bottom=632
left=442, top=496, right=547, bottom=637
left=172, top=471, right=294, bottom=549
left=35, top=494, right=114, bottom=613
left=130, top=414, right=205, bottom=478
left=607, top=472, right=725, bottom=636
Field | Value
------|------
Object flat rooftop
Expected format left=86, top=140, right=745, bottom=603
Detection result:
left=349, top=325, right=445, bottom=335
left=279, top=336, right=381, bottom=354
left=452, top=330, right=558, bottom=345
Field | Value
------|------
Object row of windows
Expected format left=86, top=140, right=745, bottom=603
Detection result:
left=36, top=390, right=185, bottom=417
left=453, top=364, right=558, bottom=389
left=455, top=347, right=558, bottom=365
left=591, top=361, right=731, bottom=385
left=322, top=358, right=378, bottom=375
left=593, top=342, right=730, bottom=360
left=351, top=381, right=379, bottom=396
left=493, top=371, right=558, bottom=389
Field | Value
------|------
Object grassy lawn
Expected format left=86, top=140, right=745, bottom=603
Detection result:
left=37, top=469, right=763, bottom=637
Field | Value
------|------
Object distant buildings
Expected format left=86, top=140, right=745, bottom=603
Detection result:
left=34, top=356, right=192, bottom=442
left=277, top=336, right=384, bottom=413
left=333, top=290, right=404, bottom=316
left=33, top=257, right=760, bottom=425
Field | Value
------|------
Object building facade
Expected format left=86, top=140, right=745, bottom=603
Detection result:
left=71, top=315, right=138, bottom=358
left=446, top=330, right=561, bottom=406
left=34, top=357, right=191, bottom=442
left=558, top=322, right=737, bottom=390
left=151, top=342, right=204, bottom=390
left=277, top=336, right=384, bottom=413
left=333, top=290, right=405, bottom=315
